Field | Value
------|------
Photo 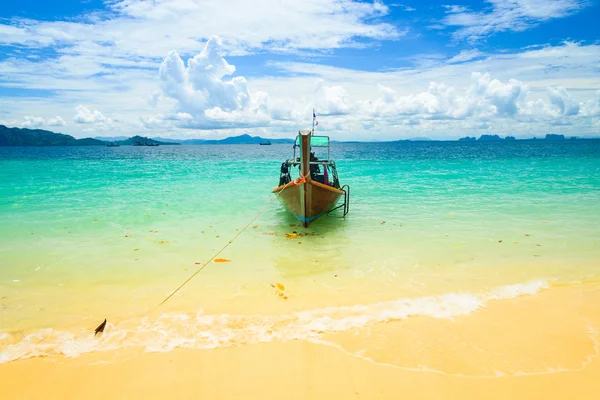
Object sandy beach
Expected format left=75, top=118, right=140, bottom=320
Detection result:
left=2, top=282, right=599, bottom=399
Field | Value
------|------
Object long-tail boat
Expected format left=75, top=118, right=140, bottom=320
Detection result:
left=272, top=124, right=349, bottom=227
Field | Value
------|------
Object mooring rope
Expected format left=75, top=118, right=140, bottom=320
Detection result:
left=156, top=196, right=277, bottom=308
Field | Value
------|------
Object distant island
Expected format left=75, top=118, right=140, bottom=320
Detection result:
left=115, top=136, right=177, bottom=146
left=458, top=134, right=573, bottom=141
left=0, top=125, right=294, bottom=146
left=93, top=134, right=294, bottom=145
left=167, top=134, right=294, bottom=145
left=0, top=125, right=106, bottom=146
left=0, top=124, right=596, bottom=146
left=0, top=125, right=178, bottom=147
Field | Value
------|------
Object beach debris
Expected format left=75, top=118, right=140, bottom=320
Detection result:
left=253, top=225, right=259, bottom=229
left=195, top=262, right=202, bottom=265
left=536, top=244, right=542, bottom=247
left=147, top=214, right=151, bottom=217
left=214, top=258, right=230, bottom=263
left=381, top=221, right=386, bottom=224
left=542, top=221, right=547, bottom=224
left=298, top=241, right=302, bottom=244
left=498, top=240, right=503, bottom=243
left=93, top=220, right=98, bottom=222
left=134, top=248, right=139, bottom=251
left=525, top=234, right=531, bottom=236
left=285, top=232, right=318, bottom=240
left=94, top=319, right=107, bottom=336
left=271, top=283, right=288, bottom=299
left=165, top=204, right=168, bottom=206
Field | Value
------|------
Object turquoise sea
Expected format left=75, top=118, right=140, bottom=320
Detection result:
left=1, top=140, right=599, bottom=364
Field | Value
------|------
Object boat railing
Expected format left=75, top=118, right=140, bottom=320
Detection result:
left=284, top=160, right=335, bottom=166
left=280, top=159, right=340, bottom=189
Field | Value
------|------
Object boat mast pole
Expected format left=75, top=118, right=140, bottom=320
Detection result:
left=300, top=131, right=311, bottom=179
left=311, top=108, right=315, bottom=135
left=300, top=131, right=311, bottom=226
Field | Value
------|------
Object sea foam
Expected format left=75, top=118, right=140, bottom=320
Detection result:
left=0, top=280, right=548, bottom=364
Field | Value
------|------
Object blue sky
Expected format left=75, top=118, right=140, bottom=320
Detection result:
left=0, top=0, right=599, bottom=139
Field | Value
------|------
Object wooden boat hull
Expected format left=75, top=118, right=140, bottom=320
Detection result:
left=272, top=180, right=344, bottom=227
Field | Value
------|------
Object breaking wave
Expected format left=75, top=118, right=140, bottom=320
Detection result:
left=0, top=280, right=548, bottom=364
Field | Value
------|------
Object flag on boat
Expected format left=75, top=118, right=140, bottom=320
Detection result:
left=313, top=111, right=318, bottom=126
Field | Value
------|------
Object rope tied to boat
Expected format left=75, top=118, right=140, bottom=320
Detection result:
left=292, top=173, right=309, bottom=186
left=156, top=196, right=276, bottom=308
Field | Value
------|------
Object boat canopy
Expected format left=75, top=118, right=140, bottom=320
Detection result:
left=295, top=135, right=330, bottom=147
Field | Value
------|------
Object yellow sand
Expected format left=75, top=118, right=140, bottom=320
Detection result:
left=2, top=283, right=599, bottom=399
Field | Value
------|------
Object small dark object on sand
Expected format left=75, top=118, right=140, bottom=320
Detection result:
left=95, top=319, right=107, bottom=336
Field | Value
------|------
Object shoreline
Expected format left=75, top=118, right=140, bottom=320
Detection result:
left=2, top=282, right=599, bottom=399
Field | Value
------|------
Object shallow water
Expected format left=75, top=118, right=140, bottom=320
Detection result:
left=1, top=141, right=599, bottom=364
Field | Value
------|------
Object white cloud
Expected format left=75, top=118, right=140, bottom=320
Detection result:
left=442, top=0, right=589, bottom=41
left=158, top=36, right=276, bottom=129
left=363, top=72, right=531, bottom=121
left=315, top=80, right=354, bottom=116
left=0, top=0, right=402, bottom=58
left=546, top=86, right=580, bottom=116
left=47, top=116, right=66, bottom=126
left=21, top=116, right=45, bottom=128
left=447, top=49, right=484, bottom=63
left=581, top=90, right=600, bottom=117
left=73, top=105, right=110, bottom=124
left=390, top=4, right=416, bottom=11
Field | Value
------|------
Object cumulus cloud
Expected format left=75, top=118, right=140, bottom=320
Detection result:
left=546, top=86, right=580, bottom=116
left=365, top=72, right=533, bottom=121
left=154, top=36, right=598, bottom=136
left=73, top=105, right=109, bottom=124
left=47, top=116, right=66, bottom=126
left=21, top=116, right=45, bottom=128
left=581, top=90, right=600, bottom=117
left=315, top=81, right=353, bottom=115
left=159, top=36, right=274, bottom=129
